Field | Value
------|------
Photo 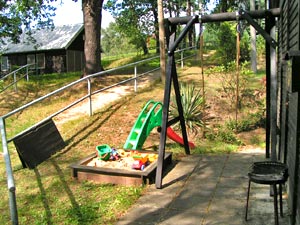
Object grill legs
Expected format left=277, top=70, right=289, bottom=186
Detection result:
left=273, top=184, right=279, bottom=225
left=245, top=181, right=284, bottom=225
left=245, top=179, right=251, bottom=221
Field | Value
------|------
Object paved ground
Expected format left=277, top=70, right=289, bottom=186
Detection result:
left=115, top=148, right=290, bottom=225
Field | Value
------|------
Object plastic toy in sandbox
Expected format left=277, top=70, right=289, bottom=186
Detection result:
left=131, top=151, right=158, bottom=171
left=94, top=144, right=158, bottom=171
left=96, top=144, right=121, bottom=161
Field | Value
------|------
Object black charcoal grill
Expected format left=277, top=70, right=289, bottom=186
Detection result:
left=245, top=161, right=289, bottom=225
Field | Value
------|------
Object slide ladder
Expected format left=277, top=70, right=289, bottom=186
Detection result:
left=123, top=100, right=162, bottom=150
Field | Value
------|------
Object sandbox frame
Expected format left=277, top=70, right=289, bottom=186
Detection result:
left=70, top=151, right=172, bottom=186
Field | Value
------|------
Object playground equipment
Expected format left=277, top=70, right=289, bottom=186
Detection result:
left=166, top=127, right=195, bottom=149
left=123, top=100, right=195, bottom=150
left=123, top=100, right=163, bottom=150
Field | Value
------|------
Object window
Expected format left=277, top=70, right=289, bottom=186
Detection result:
left=27, top=54, right=35, bottom=69
left=1, top=56, right=9, bottom=71
left=36, top=53, right=45, bottom=69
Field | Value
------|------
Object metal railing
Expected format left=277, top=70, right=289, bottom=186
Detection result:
left=0, top=46, right=197, bottom=224
left=0, top=64, right=35, bottom=93
left=176, top=46, right=197, bottom=68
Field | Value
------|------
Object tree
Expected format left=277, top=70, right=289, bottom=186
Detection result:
left=105, top=0, right=158, bottom=55
left=166, top=0, right=181, bottom=17
left=82, top=0, right=104, bottom=75
left=0, top=0, right=56, bottom=44
left=101, top=22, right=135, bottom=55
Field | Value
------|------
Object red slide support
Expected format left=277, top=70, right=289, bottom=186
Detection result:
left=166, top=127, right=195, bottom=149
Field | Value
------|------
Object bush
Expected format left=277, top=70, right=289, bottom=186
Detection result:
left=205, top=125, right=242, bottom=145
left=169, top=83, right=207, bottom=134
left=225, top=111, right=266, bottom=133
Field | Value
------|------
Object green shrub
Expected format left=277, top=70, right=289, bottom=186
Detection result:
left=205, top=125, right=242, bottom=145
left=225, top=111, right=266, bottom=133
left=169, top=83, right=206, bottom=134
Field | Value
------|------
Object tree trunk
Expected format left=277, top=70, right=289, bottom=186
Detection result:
left=151, top=2, right=160, bottom=54
left=250, top=0, right=257, bottom=73
left=187, top=0, right=193, bottom=47
left=142, top=40, right=149, bottom=55
left=82, top=0, right=103, bottom=76
left=167, top=1, right=172, bottom=17
left=157, top=0, right=166, bottom=81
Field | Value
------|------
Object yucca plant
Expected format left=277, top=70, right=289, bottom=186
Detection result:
left=169, top=83, right=207, bottom=135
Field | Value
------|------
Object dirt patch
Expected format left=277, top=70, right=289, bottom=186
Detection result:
left=237, top=127, right=266, bottom=146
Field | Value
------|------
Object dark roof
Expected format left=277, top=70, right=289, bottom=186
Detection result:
left=1, top=24, right=84, bottom=54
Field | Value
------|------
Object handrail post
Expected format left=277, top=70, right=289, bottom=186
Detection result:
left=26, top=66, right=29, bottom=82
left=134, top=66, right=137, bottom=92
left=13, top=72, right=17, bottom=92
left=0, top=117, right=18, bottom=225
left=181, top=50, right=184, bottom=68
left=87, top=78, right=92, bottom=116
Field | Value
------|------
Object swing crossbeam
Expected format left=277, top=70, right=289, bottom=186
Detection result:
left=166, top=8, right=280, bottom=25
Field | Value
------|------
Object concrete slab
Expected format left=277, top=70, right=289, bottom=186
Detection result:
left=115, top=149, right=291, bottom=225
left=159, top=208, right=206, bottom=225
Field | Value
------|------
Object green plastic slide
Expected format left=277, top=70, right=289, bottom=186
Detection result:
left=123, top=100, right=162, bottom=150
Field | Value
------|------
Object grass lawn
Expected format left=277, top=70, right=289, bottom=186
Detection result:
left=0, top=55, right=266, bottom=224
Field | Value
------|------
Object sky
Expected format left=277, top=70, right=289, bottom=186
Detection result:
left=53, top=1, right=114, bottom=28
left=52, top=1, right=215, bottom=29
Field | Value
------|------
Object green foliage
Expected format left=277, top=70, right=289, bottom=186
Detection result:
left=194, top=141, right=239, bottom=154
left=256, top=35, right=266, bottom=57
left=204, top=110, right=266, bottom=147
left=104, top=0, right=157, bottom=55
left=101, top=22, right=135, bottom=54
left=205, top=19, right=250, bottom=66
left=216, top=22, right=236, bottom=65
left=205, top=125, right=242, bottom=145
left=225, top=111, right=266, bottom=133
left=0, top=0, right=56, bottom=44
left=202, top=110, right=266, bottom=148
left=169, top=83, right=206, bottom=134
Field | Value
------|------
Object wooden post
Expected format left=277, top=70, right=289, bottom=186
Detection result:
left=265, top=17, right=271, bottom=158
left=155, top=17, right=197, bottom=189
left=250, top=0, right=257, bottom=73
left=270, top=17, right=278, bottom=161
left=155, top=25, right=177, bottom=189
left=157, top=0, right=166, bottom=81
left=235, top=15, right=241, bottom=129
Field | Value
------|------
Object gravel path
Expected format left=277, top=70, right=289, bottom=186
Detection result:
left=54, top=71, right=161, bottom=125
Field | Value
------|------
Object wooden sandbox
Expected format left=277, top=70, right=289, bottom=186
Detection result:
left=70, top=150, right=172, bottom=186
